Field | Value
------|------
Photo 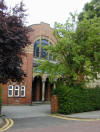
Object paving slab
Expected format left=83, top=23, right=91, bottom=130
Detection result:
left=2, top=104, right=50, bottom=119
left=2, top=104, right=100, bottom=120
left=63, top=110, right=100, bottom=119
left=2, top=105, right=100, bottom=132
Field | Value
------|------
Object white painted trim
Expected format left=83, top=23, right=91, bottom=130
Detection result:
left=8, top=85, right=13, bottom=97
left=15, top=85, right=19, bottom=97
left=21, top=86, right=25, bottom=97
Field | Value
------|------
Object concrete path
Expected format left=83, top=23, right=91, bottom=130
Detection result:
left=2, top=104, right=100, bottom=119
left=2, top=104, right=50, bottom=119
left=1, top=105, right=100, bottom=132
left=66, top=110, right=100, bottom=119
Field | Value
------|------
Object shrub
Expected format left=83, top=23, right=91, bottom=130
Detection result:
left=54, top=82, right=100, bottom=114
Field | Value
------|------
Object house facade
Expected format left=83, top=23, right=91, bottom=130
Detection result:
left=2, top=22, right=57, bottom=105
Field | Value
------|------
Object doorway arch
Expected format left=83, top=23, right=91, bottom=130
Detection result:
left=32, top=76, right=42, bottom=101
left=45, top=78, right=53, bottom=101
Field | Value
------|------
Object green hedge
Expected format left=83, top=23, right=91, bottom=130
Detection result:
left=53, top=83, right=100, bottom=114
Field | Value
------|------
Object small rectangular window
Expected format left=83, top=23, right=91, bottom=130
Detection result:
left=21, top=86, right=25, bottom=97
left=8, top=85, right=13, bottom=97
left=15, top=85, right=19, bottom=97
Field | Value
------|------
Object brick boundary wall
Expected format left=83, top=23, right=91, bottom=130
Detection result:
left=51, top=95, right=59, bottom=113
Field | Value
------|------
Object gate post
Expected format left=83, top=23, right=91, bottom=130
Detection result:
left=51, top=95, right=59, bottom=113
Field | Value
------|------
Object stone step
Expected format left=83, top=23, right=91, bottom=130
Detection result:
left=31, top=101, right=50, bottom=105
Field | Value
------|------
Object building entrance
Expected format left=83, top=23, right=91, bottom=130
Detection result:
left=32, top=76, right=53, bottom=102
left=32, top=76, right=42, bottom=101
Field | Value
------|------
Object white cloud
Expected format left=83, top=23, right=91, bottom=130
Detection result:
left=5, top=0, right=91, bottom=27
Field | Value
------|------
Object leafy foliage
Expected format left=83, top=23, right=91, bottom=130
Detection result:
left=0, top=0, right=31, bottom=84
left=78, top=0, right=100, bottom=21
left=54, top=82, right=100, bottom=114
left=37, top=15, right=100, bottom=86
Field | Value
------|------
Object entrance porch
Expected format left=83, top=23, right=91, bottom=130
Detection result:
left=32, top=76, right=54, bottom=102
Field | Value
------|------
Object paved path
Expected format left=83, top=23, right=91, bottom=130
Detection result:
left=7, top=117, right=100, bottom=132
left=2, top=104, right=50, bottom=118
left=1, top=105, right=100, bottom=132
left=66, top=110, right=100, bottom=119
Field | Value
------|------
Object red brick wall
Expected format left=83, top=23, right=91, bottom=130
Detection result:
left=1, top=84, right=8, bottom=104
left=51, top=95, right=59, bottom=113
left=1, top=22, right=57, bottom=105
left=2, top=53, right=33, bottom=105
left=29, top=22, right=57, bottom=45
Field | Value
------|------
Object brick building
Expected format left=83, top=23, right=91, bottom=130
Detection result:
left=2, top=22, right=57, bottom=105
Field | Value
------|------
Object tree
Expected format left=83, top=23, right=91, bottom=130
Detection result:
left=37, top=15, right=100, bottom=87
left=78, top=0, right=100, bottom=21
left=0, top=0, right=31, bottom=84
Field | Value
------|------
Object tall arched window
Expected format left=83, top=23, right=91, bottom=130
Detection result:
left=34, top=40, right=40, bottom=58
left=34, top=39, right=53, bottom=60
left=41, top=39, right=48, bottom=58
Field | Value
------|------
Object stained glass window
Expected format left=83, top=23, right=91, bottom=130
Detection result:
left=34, top=40, right=40, bottom=58
left=34, top=39, right=53, bottom=60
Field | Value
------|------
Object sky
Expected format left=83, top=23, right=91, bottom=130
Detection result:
left=5, top=0, right=91, bottom=27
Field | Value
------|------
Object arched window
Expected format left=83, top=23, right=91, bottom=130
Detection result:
left=41, top=39, right=48, bottom=58
left=34, top=40, right=40, bottom=58
left=34, top=39, right=53, bottom=60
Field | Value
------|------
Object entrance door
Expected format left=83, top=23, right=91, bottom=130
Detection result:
left=32, top=76, right=42, bottom=101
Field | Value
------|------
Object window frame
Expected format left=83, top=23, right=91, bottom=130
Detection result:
left=34, top=40, right=40, bottom=58
left=21, top=86, right=25, bottom=97
left=15, top=85, right=19, bottom=97
left=8, top=85, right=13, bottom=97
left=34, top=39, right=54, bottom=60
